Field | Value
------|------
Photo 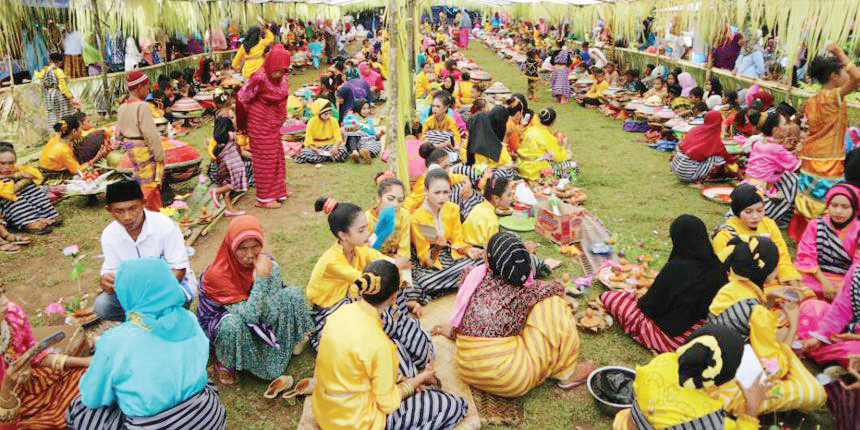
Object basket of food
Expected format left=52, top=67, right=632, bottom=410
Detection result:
left=116, top=139, right=203, bottom=184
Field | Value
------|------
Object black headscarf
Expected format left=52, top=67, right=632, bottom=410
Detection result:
left=466, top=106, right=508, bottom=165
left=845, top=147, right=860, bottom=189
left=487, top=232, right=532, bottom=287
left=722, top=235, right=779, bottom=287
left=677, top=324, right=744, bottom=389
left=512, top=93, right=533, bottom=126
left=243, top=26, right=261, bottom=53
left=638, top=215, right=728, bottom=337
left=729, top=184, right=763, bottom=216
left=337, top=85, right=355, bottom=123
left=708, top=77, right=723, bottom=97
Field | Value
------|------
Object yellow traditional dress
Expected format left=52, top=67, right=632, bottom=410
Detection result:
left=306, top=243, right=387, bottom=309
left=795, top=88, right=847, bottom=219
left=462, top=201, right=499, bottom=248
left=366, top=207, right=412, bottom=259
left=408, top=202, right=475, bottom=302
left=231, top=29, right=275, bottom=79
left=712, top=216, right=803, bottom=287
left=414, top=71, right=432, bottom=99
left=708, top=277, right=826, bottom=414
left=454, top=81, right=476, bottom=106
left=421, top=114, right=461, bottom=148
left=612, top=352, right=759, bottom=430
left=403, top=171, right=469, bottom=213
left=516, top=123, right=571, bottom=180
left=39, top=134, right=80, bottom=174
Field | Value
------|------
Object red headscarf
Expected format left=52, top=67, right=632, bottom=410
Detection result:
left=202, top=215, right=265, bottom=305
left=681, top=111, right=730, bottom=161
left=265, top=44, right=291, bottom=81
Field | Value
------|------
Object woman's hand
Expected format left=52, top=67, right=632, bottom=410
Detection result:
left=740, top=374, right=772, bottom=417
left=832, top=333, right=860, bottom=342
left=431, top=323, right=455, bottom=340
left=406, top=300, right=424, bottom=318
left=393, top=255, right=412, bottom=271
left=465, top=247, right=483, bottom=261
left=253, top=254, right=272, bottom=277
left=459, top=181, right=472, bottom=201
left=800, top=337, right=821, bottom=353
left=842, top=356, right=860, bottom=390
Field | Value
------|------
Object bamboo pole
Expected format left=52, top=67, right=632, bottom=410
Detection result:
left=90, top=0, right=111, bottom=115
left=208, top=0, right=214, bottom=60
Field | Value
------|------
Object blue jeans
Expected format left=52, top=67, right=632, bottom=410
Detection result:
left=93, top=292, right=125, bottom=322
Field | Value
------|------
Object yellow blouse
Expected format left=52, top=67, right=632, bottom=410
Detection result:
left=305, top=116, right=343, bottom=147
left=414, top=71, right=431, bottom=99
left=613, top=352, right=758, bottom=430
left=463, top=201, right=499, bottom=248
left=306, top=243, right=387, bottom=308
left=312, top=301, right=401, bottom=430
left=403, top=171, right=469, bottom=213
left=39, top=134, right=80, bottom=173
left=709, top=277, right=791, bottom=380
left=471, top=146, right=513, bottom=169
left=366, top=207, right=412, bottom=259
left=516, top=123, right=569, bottom=180
left=35, top=65, right=72, bottom=99
left=231, top=29, right=275, bottom=79
left=0, top=165, right=44, bottom=201
left=454, top=81, right=476, bottom=106
left=712, top=216, right=802, bottom=284
left=585, top=79, right=609, bottom=99
left=421, top=115, right=461, bottom=147
left=411, top=202, right=469, bottom=268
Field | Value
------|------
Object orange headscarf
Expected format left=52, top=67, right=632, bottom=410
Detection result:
left=202, top=215, right=265, bottom=305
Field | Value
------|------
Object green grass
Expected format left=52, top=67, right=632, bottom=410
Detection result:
left=0, top=45, right=832, bottom=429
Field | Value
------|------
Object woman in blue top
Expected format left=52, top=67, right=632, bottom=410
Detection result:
left=343, top=100, right=382, bottom=163
left=67, top=258, right=225, bottom=430
left=734, top=30, right=765, bottom=79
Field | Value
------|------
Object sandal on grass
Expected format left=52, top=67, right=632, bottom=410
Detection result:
left=0, top=232, right=29, bottom=245
left=264, top=375, right=294, bottom=399
left=216, top=365, right=239, bottom=385
left=557, top=360, right=597, bottom=390
left=255, top=201, right=282, bottom=209
left=0, top=242, right=20, bottom=254
left=281, top=378, right=315, bottom=399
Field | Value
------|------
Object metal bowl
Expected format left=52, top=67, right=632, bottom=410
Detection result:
left=586, top=366, right=636, bottom=417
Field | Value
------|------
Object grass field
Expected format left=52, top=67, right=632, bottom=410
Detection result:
left=0, top=42, right=832, bottom=429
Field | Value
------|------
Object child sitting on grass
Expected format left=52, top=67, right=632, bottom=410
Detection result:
left=209, top=95, right=248, bottom=217
left=578, top=67, right=608, bottom=107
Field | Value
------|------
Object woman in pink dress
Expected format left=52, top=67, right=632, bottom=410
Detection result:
left=358, top=61, right=384, bottom=94
left=795, top=184, right=860, bottom=299
left=237, top=44, right=292, bottom=209
left=800, top=263, right=860, bottom=368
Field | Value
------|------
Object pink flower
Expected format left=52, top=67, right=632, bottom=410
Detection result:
left=761, top=357, right=780, bottom=375
left=198, top=174, right=208, bottom=184
left=62, top=244, right=79, bottom=256
left=43, top=302, right=66, bottom=316
left=171, top=200, right=189, bottom=210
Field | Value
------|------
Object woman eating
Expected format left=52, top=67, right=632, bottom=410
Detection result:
left=197, top=215, right=314, bottom=385
left=516, top=108, right=576, bottom=180
left=612, top=325, right=767, bottom=430
left=342, top=100, right=382, bottom=164
left=367, top=176, right=411, bottom=260
left=67, top=258, right=226, bottom=429
left=307, top=197, right=427, bottom=368
left=408, top=169, right=482, bottom=305
left=794, top=184, right=860, bottom=300
left=237, top=44, right=292, bottom=209
left=713, top=185, right=803, bottom=291
left=433, top=232, right=592, bottom=396
left=295, top=99, right=347, bottom=164
left=708, top=236, right=826, bottom=414
left=670, top=111, right=733, bottom=183
left=602, top=215, right=727, bottom=353
left=0, top=143, right=59, bottom=234
left=312, top=260, right=467, bottom=430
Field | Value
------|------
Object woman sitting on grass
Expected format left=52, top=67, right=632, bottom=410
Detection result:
left=197, top=215, right=313, bottom=385
left=432, top=232, right=593, bottom=397
left=455, top=102, right=517, bottom=183
left=421, top=92, right=462, bottom=163
left=67, top=258, right=226, bottom=430
left=404, top=146, right=482, bottom=219
left=0, top=143, right=59, bottom=234
left=601, top=215, right=726, bottom=353
left=312, top=260, right=467, bottom=430
left=294, top=99, right=347, bottom=164
left=366, top=175, right=411, bottom=260
left=516, top=108, right=576, bottom=180
left=708, top=236, right=826, bottom=415
left=306, top=197, right=425, bottom=362
left=408, top=168, right=482, bottom=306
left=612, top=325, right=768, bottom=430
left=670, top=111, right=733, bottom=184
left=38, top=114, right=85, bottom=177
left=342, top=100, right=382, bottom=164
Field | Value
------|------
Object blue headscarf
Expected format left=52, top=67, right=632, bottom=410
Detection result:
left=115, top=258, right=198, bottom=342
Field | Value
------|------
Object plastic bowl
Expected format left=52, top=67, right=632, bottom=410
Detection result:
left=586, top=366, right=636, bottom=417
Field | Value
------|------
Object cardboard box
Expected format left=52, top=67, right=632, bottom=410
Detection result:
left=534, top=200, right=585, bottom=245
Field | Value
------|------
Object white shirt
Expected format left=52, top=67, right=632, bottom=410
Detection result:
left=64, top=31, right=83, bottom=55
left=100, top=210, right=197, bottom=301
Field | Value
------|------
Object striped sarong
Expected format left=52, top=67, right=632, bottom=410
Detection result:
left=408, top=250, right=475, bottom=304
left=385, top=388, right=467, bottom=430
left=450, top=164, right=516, bottom=185
left=601, top=290, right=703, bottom=353
left=293, top=145, right=349, bottom=164
left=216, top=142, right=249, bottom=192
left=121, top=139, right=164, bottom=188
left=815, top=218, right=853, bottom=275
left=18, top=367, right=86, bottom=429
left=763, top=172, right=797, bottom=226
left=66, top=383, right=226, bottom=430
left=208, top=159, right=254, bottom=188
left=550, top=69, right=570, bottom=98
left=825, top=381, right=860, bottom=430
left=0, top=182, right=59, bottom=230
left=455, top=296, right=580, bottom=398
left=630, top=397, right=725, bottom=430
left=670, top=151, right=725, bottom=183
left=706, top=298, right=758, bottom=342
left=449, top=181, right=483, bottom=221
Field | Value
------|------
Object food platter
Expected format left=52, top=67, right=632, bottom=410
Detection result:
left=596, top=262, right=657, bottom=292
left=702, top=185, right=734, bottom=205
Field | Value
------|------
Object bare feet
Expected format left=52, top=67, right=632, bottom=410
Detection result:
left=255, top=201, right=283, bottom=209
left=557, top=360, right=597, bottom=390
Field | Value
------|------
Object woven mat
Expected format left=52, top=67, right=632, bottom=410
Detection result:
left=469, top=387, right=524, bottom=427
left=577, top=210, right=615, bottom=276
left=297, top=294, right=480, bottom=430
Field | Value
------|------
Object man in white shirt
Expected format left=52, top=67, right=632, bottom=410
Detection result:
left=94, top=180, right=196, bottom=321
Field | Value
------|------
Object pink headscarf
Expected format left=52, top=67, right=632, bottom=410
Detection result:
left=678, top=72, right=696, bottom=98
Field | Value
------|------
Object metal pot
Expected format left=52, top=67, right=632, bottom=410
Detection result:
left=586, top=366, right=636, bottom=417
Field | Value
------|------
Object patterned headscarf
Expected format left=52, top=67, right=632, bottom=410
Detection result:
left=677, top=324, right=744, bottom=389
left=487, top=231, right=533, bottom=287
left=719, top=235, right=778, bottom=287
left=740, top=28, right=763, bottom=55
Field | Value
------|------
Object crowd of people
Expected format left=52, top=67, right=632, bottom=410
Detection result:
left=0, top=7, right=859, bottom=430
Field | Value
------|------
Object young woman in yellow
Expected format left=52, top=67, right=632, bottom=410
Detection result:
left=39, top=114, right=84, bottom=176
left=516, top=108, right=578, bottom=180
left=294, top=99, right=347, bottom=164
left=708, top=236, right=826, bottom=415
left=231, top=25, right=275, bottom=79
left=453, top=103, right=517, bottom=185
left=307, top=197, right=430, bottom=372
left=414, top=62, right=433, bottom=100
left=612, top=325, right=767, bottom=430
left=409, top=168, right=483, bottom=306
left=405, top=146, right=482, bottom=219
left=453, top=72, right=476, bottom=108
left=312, top=260, right=467, bottom=430
left=366, top=176, right=411, bottom=260
left=432, top=232, right=591, bottom=398
left=712, top=185, right=805, bottom=294
left=421, top=92, right=461, bottom=162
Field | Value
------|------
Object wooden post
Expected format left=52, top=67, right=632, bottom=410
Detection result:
left=90, top=0, right=111, bottom=114
left=208, top=0, right=214, bottom=60
left=386, top=0, right=398, bottom=162
left=407, top=0, right=416, bottom=114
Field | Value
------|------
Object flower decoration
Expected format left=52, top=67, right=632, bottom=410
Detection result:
left=171, top=200, right=189, bottom=210
left=62, top=244, right=79, bottom=257
left=43, top=302, right=66, bottom=316
left=159, top=207, right=177, bottom=217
